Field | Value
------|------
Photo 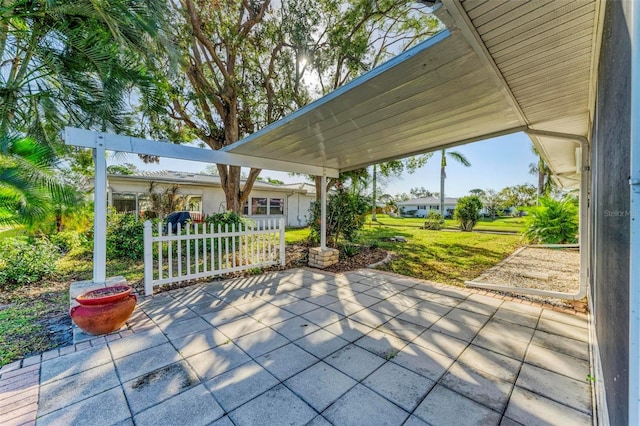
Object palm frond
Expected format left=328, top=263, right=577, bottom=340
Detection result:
left=446, top=150, right=471, bottom=167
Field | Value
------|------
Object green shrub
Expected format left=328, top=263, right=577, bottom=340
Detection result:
left=454, top=195, right=483, bottom=231
left=205, top=211, right=246, bottom=230
left=0, top=237, right=61, bottom=288
left=106, top=212, right=145, bottom=260
left=423, top=211, right=443, bottom=230
left=524, top=196, right=579, bottom=244
left=309, top=187, right=369, bottom=245
left=341, top=244, right=360, bottom=258
left=50, top=230, right=89, bottom=254
left=204, top=211, right=248, bottom=253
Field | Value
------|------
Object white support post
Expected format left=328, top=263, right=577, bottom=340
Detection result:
left=320, top=175, right=327, bottom=249
left=579, top=143, right=590, bottom=300
left=143, top=220, right=153, bottom=296
left=93, top=134, right=107, bottom=284
left=630, top=0, right=640, bottom=422
left=279, top=218, right=286, bottom=266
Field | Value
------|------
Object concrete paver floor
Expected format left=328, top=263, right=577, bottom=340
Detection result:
left=0, top=268, right=592, bottom=425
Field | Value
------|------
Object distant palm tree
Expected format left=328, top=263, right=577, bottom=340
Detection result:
left=440, top=149, right=471, bottom=216
left=529, top=146, right=555, bottom=200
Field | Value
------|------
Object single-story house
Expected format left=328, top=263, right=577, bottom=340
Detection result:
left=397, top=197, right=458, bottom=218
left=106, top=171, right=315, bottom=227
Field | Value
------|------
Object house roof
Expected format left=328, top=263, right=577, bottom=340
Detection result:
left=397, top=197, right=458, bottom=206
left=107, top=171, right=316, bottom=194
left=223, top=0, right=602, bottom=189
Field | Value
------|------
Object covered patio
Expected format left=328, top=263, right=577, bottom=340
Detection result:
left=2, top=0, right=639, bottom=424
left=2, top=268, right=590, bottom=425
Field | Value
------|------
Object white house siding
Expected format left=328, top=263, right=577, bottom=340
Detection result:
left=106, top=172, right=314, bottom=228
left=397, top=197, right=459, bottom=218
left=285, top=192, right=313, bottom=228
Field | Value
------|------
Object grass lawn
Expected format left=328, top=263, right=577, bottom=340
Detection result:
left=285, top=227, right=311, bottom=244
left=358, top=225, right=521, bottom=285
left=286, top=223, right=521, bottom=286
left=0, top=285, right=69, bottom=366
left=366, top=214, right=528, bottom=233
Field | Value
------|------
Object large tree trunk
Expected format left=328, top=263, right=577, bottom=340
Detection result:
left=217, top=164, right=261, bottom=214
left=314, top=176, right=338, bottom=203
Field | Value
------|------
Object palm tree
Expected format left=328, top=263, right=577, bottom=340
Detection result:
left=440, top=149, right=471, bottom=217
left=1, top=0, right=167, bottom=227
left=1, top=0, right=167, bottom=138
left=0, top=133, right=71, bottom=226
left=529, top=146, right=555, bottom=200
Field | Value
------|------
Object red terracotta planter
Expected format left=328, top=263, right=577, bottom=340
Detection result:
left=70, top=285, right=137, bottom=335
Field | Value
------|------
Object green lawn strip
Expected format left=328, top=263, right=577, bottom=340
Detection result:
left=57, top=254, right=145, bottom=283
left=358, top=226, right=521, bottom=286
left=366, top=214, right=527, bottom=233
left=285, top=227, right=311, bottom=245
left=0, top=291, right=68, bottom=366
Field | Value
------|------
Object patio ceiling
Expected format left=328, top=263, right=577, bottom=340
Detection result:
left=226, top=0, right=604, bottom=188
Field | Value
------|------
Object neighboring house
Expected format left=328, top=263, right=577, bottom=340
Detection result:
left=106, top=171, right=315, bottom=227
left=397, top=197, right=458, bottom=218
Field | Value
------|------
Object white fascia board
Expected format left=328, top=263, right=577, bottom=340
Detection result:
left=63, top=127, right=339, bottom=178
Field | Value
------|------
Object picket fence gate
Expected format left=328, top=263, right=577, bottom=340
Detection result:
left=143, top=218, right=285, bottom=295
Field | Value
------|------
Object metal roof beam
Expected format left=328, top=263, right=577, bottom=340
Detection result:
left=62, top=127, right=339, bottom=178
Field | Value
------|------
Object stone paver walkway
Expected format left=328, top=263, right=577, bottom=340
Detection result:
left=0, top=268, right=592, bottom=426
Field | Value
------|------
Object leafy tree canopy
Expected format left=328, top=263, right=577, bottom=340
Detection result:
left=499, top=183, right=537, bottom=215
left=410, top=187, right=437, bottom=198
left=107, top=164, right=139, bottom=175
left=138, top=0, right=441, bottom=212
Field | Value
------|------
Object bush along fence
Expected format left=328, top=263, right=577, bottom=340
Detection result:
left=143, top=218, right=285, bottom=295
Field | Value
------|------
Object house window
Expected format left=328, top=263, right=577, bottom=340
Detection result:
left=244, top=197, right=285, bottom=216
left=269, top=198, right=284, bottom=215
left=251, top=197, right=268, bottom=215
left=418, top=205, right=427, bottom=210
left=112, top=193, right=136, bottom=213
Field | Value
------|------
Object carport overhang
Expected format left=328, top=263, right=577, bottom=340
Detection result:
left=225, top=0, right=604, bottom=190
left=222, top=0, right=604, bottom=304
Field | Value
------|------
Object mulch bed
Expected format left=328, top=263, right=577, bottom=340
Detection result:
left=323, top=247, right=389, bottom=273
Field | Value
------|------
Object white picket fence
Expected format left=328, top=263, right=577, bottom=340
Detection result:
left=143, top=218, right=285, bottom=295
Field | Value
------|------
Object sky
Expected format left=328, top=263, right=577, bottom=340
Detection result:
left=107, top=131, right=538, bottom=199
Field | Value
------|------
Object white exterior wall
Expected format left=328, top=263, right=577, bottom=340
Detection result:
left=400, top=203, right=457, bottom=211
left=107, top=177, right=314, bottom=227
left=285, top=192, right=314, bottom=228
